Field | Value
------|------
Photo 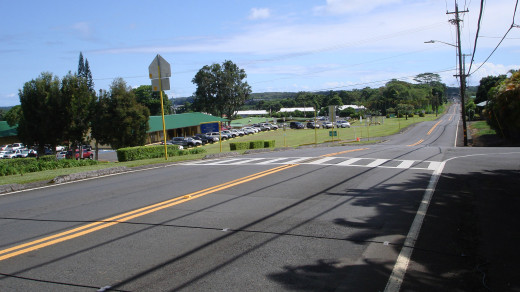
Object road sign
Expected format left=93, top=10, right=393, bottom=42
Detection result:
left=148, top=54, right=171, bottom=79
left=329, top=131, right=337, bottom=137
left=151, top=77, right=170, bottom=91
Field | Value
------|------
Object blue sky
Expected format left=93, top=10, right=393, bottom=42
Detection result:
left=1, top=0, right=518, bottom=107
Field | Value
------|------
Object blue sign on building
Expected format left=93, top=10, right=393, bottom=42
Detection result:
left=200, top=122, right=220, bottom=133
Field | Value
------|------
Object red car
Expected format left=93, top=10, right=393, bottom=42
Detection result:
left=66, top=148, right=93, bottom=159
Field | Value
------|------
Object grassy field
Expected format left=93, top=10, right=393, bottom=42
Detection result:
left=1, top=111, right=444, bottom=186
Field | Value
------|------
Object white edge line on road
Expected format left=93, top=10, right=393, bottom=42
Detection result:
left=384, top=160, right=446, bottom=292
left=384, top=151, right=520, bottom=291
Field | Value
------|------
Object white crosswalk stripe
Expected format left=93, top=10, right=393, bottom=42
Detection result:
left=182, top=156, right=442, bottom=171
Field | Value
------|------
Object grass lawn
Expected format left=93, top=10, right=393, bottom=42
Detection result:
left=1, top=111, right=444, bottom=186
left=468, top=120, right=496, bottom=137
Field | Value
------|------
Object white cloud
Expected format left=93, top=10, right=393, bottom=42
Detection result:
left=314, top=0, right=402, bottom=15
left=249, top=8, right=271, bottom=20
left=72, top=22, right=94, bottom=39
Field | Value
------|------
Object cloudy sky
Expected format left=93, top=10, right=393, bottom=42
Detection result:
left=1, top=0, right=518, bottom=106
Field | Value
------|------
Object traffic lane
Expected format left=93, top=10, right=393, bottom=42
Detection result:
left=112, top=164, right=435, bottom=291
left=0, top=163, right=288, bottom=252
left=382, top=104, right=458, bottom=147
left=402, top=148, right=520, bottom=291
left=0, top=162, right=435, bottom=291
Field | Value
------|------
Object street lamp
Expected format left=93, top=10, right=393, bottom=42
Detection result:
left=425, top=38, right=468, bottom=146
left=424, top=40, right=457, bottom=47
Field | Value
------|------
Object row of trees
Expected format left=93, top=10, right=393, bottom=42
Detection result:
left=12, top=53, right=152, bottom=155
left=239, top=73, right=447, bottom=119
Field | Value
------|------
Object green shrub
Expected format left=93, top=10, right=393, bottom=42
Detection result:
left=419, top=112, right=425, bottom=117
left=117, top=145, right=182, bottom=162
left=116, top=145, right=206, bottom=162
left=264, top=140, right=275, bottom=148
left=0, top=157, right=100, bottom=177
left=249, top=140, right=265, bottom=149
left=229, top=142, right=250, bottom=151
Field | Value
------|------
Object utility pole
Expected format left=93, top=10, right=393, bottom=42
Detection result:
left=448, top=1, right=469, bottom=146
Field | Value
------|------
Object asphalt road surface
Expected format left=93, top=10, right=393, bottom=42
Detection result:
left=1, top=104, right=518, bottom=291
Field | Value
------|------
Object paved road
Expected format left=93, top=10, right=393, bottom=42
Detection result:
left=0, top=104, right=518, bottom=291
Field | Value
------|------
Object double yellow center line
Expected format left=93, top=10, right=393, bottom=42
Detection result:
left=0, top=164, right=297, bottom=261
left=407, top=119, right=444, bottom=146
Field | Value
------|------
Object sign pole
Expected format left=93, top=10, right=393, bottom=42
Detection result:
left=157, top=58, right=168, bottom=160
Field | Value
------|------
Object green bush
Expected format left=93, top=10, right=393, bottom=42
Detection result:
left=419, top=112, right=425, bottom=117
left=116, top=145, right=206, bottom=162
left=117, top=145, right=181, bottom=162
left=264, top=140, right=275, bottom=148
left=0, top=157, right=100, bottom=177
left=229, top=142, right=249, bottom=151
left=249, top=140, right=265, bottom=149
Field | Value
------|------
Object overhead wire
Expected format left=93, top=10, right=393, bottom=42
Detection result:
left=466, top=0, right=485, bottom=75
left=469, top=0, right=519, bottom=76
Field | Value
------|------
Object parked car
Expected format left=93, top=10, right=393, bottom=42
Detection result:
left=289, top=122, right=305, bottom=129
left=169, top=137, right=202, bottom=147
left=323, top=121, right=334, bottom=129
left=66, top=148, right=93, bottom=159
left=266, top=123, right=279, bottom=130
left=3, top=149, right=21, bottom=159
left=184, top=137, right=202, bottom=147
left=10, top=143, right=25, bottom=150
left=221, top=130, right=236, bottom=138
left=0, top=150, right=9, bottom=158
left=230, top=129, right=245, bottom=137
left=336, top=120, right=351, bottom=128
left=15, top=149, right=31, bottom=158
left=0, top=144, right=10, bottom=151
left=260, top=123, right=272, bottom=130
left=306, top=122, right=320, bottom=129
left=194, top=133, right=217, bottom=144
left=241, top=127, right=255, bottom=135
left=206, top=132, right=226, bottom=141
left=56, top=151, right=67, bottom=159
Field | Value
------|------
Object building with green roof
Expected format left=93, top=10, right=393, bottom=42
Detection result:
left=147, top=112, right=228, bottom=144
left=0, top=121, right=19, bottom=145
left=1, top=112, right=227, bottom=146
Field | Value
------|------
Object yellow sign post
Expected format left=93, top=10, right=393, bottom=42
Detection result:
left=149, top=54, right=171, bottom=160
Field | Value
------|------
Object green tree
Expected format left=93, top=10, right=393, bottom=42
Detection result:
left=475, top=75, right=506, bottom=104
left=133, top=85, right=172, bottom=116
left=414, top=72, right=442, bottom=86
left=4, top=105, right=22, bottom=126
left=485, top=70, right=520, bottom=141
left=192, top=60, right=251, bottom=118
left=77, top=52, right=94, bottom=93
left=61, top=72, right=96, bottom=147
left=91, top=78, right=150, bottom=149
left=17, top=72, right=65, bottom=154
left=328, top=93, right=343, bottom=106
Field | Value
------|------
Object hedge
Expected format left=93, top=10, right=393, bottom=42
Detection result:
left=229, top=140, right=275, bottom=151
left=0, top=156, right=100, bottom=177
left=116, top=145, right=206, bottom=162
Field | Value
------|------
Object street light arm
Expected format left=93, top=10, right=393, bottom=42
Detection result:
left=424, top=40, right=457, bottom=47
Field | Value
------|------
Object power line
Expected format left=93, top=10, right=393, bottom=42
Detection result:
left=466, top=0, right=485, bottom=74
left=469, top=0, right=519, bottom=75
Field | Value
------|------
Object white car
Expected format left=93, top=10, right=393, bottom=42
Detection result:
left=241, top=127, right=256, bottom=134
left=10, top=143, right=24, bottom=150
left=336, top=121, right=351, bottom=128
left=56, top=151, right=67, bottom=159
left=323, top=121, right=334, bottom=129
left=3, top=149, right=21, bottom=159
